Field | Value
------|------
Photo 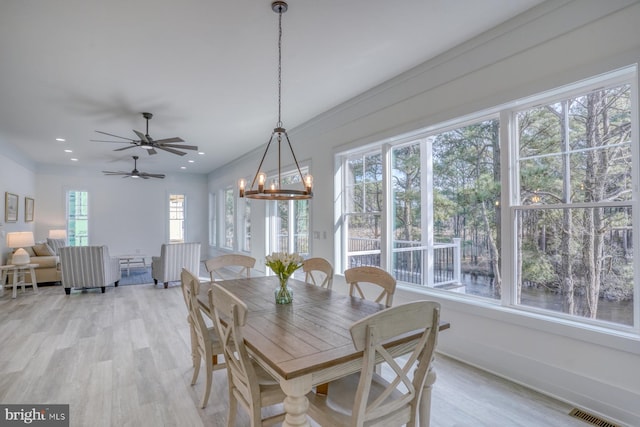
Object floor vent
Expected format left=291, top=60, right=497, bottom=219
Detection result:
left=569, top=408, right=619, bottom=427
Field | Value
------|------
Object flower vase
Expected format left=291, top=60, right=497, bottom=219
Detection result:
left=275, top=276, right=293, bottom=304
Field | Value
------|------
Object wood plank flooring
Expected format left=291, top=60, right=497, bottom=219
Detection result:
left=0, top=282, right=588, bottom=427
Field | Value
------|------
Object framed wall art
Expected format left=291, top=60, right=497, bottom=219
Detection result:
left=25, top=197, right=34, bottom=222
left=5, top=192, right=18, bottom=222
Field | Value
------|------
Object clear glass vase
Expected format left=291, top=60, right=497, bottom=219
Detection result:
left=275, top=276, right=293, bottom=304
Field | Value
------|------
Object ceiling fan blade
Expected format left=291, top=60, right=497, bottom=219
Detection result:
left=153, top=137, right=184, bottom=144
left=158, top=143, right=198, bottom=150
left=102, top=171, right=128, bottom=175
left=113, top=145, right=138, bottom=152
left=91, top=139, right=135, bottom=143
left=140, top=173, right=165, bottom=179
left=133, top=129, right=149, bottom=143
left=156, top=146, right=187, bottom=156
left=95, top=130, right=136, bottom=141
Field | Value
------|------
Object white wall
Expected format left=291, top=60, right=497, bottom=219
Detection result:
left=0, top=142, right=37, bottom=264
left=36, top=164, right=208, bottom=258
left=207, top=1, right=640, bottom=425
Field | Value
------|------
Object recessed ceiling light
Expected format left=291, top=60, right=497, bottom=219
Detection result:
left=70, top=158, right=78, bottom=162
left=198, top=152, right=205, bottom=155
left=188, top=160, right=194, bottom=163
left=64, top=149, right=73, bottom=153
left=56, top=138, right=66, bottom=142
left=180, top=166, right=187, bottom=170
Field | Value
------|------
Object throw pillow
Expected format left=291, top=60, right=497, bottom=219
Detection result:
left=46, top=238, right=66, bottom=255
left=33, top=243, right=54, bottom=256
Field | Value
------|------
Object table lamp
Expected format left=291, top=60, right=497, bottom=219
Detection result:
left=6, top=231, right=35, bottom=265
left=48, top=229, right=67, bottom=240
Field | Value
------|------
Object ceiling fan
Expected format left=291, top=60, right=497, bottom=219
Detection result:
left=92, top=112, right=198, bottom=156
left=102, top=156, right=165, bottom=179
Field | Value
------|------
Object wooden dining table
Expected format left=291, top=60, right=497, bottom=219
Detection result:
left=197, top=275, right=449, bottom=427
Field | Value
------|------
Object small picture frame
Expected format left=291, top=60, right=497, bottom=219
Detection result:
left=5, top=192, right=18, bottom=223
left=25, top=197, right=35, bottom=222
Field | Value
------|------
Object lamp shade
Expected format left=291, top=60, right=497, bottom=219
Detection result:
left=6, top=231, right=35, bottom=248
left=48, top=229, right=67, bottom=239
left=6, top=232, right=35, bottom=265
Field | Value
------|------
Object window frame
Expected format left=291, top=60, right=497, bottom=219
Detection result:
left=66, top=189, right=89, bottom=246
left=168, top=193, right=186, bottom=243
left=336, top=65, right=639, bottom=334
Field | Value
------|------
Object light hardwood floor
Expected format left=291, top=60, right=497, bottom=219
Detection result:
left=0, top=281, right=588, bottom=427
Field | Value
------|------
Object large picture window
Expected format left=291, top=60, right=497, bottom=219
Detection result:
left=169, top=194, right=185, bottom=243
left=514, top=82, right=633, bottom=325
left=223, top=187, right=235, bottom=249
left=268, top=168, right=310, bottom=257
left=344, top=151, right=383, bottom=268
left=67, top=190, right=88, bottom=246
left=338, top=67, right=637, bottom=330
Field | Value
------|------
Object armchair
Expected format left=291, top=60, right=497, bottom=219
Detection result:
left=59, top=246, right=121, bottom=295
left=152, top=242, right=201, bottom=288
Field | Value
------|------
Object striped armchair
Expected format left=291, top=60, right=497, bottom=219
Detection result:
left=60, top=246, right=121, bottom=295
left=152, top=242, right=201, bottom=288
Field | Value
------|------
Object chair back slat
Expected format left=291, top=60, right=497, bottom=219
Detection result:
left=344, top=266, right=396, bottom=307
left=209, top=283, right=262, bottom=405
left=303, top=257, right=334, bottom=289
left=349, top=300, right=440, bottom=425
left=205, top=254, right=256, bottom=282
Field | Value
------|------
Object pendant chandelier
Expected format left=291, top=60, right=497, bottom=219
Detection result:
left=239, top=1, right=313, bottom=200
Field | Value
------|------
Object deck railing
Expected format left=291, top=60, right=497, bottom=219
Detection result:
left=347, top=237, right=461, bottom=287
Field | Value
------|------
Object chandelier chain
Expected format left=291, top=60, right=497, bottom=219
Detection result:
left=277, top=6, right=283, bottom=128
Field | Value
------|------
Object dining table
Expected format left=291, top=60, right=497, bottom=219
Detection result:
left=197, top=275, right=449, bottom=427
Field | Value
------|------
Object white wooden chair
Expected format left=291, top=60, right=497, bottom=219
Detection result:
left=307, top=300, right=441, bottom=427
left=303, top=257, right=334, bottom=289
left=181, top=268, right=226, bottom=408
left=344, top=266, right=397, bottom=307
left=209, top=283, right=285, bottom=427
left=205, top=254, right=256, bottom=282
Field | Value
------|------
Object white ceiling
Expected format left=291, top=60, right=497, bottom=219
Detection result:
left=0, top=0, right=545, bottom=176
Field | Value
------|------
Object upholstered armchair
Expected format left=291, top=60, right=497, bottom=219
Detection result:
left=59, top=245, right=121, bottom=295
left=152, top=242, right=201, bottom=288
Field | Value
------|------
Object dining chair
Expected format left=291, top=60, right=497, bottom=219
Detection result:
left=344, top=266, right=397, bottom=307
left=302, top=257, right=334, bottom=289
left=209, top=283, right=286, bottom=427
left=181, top=268, right=226, bottom=408
left=306, top=300, right=441, bottom=427
left=205, top=254, right=256, bottom=282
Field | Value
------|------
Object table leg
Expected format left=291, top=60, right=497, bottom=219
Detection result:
left=0, top=269, right=7, bottom=296
left=280, top=375, right=312, bottom=427
left=28, top=266, right=38, bottom=294
left=12, top=270, right=19, bottom=299
left=419, top=364, right=437, bottom=427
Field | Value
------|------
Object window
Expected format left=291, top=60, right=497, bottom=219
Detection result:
left=344, top=151, right=383, bottom=268
left=268, top=168, right=310, bottom=256
left=67, top=190, right=88, bottom=246
left=431, top=118, right=501, bottom=299
left=169, top=194, right=185, bottom=243
left=514, top=81, right=633, bottom=325
left=209, top=192, right=217, bottom=246
left=337, top=67, right=637, bottom=330
left=223, top=187, right=235, bottom=249
left=241, top=197, right=251, bottom=252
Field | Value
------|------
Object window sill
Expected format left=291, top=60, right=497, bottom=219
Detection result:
left=397, top=283, right=640, bottom=356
